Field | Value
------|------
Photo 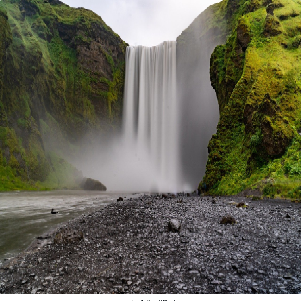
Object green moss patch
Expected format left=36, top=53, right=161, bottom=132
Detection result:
left=0, top=0, right=126, bottom=191
left=201, top=0, right=301, bottom=200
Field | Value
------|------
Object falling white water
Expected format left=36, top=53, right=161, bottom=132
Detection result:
left=123, top=41, right=180, bottom=192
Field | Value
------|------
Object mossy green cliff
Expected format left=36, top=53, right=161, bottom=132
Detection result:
left=199, top=0, right=301, bottom=200
left=0, top=0, right=126, bottom=191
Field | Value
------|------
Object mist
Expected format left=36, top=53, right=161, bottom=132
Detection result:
left=74, top=134, right=157, bottom=192
left=177, top=9, right=224, bottom=189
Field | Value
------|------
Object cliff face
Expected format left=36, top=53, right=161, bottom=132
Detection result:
left=176, top=0, right=249, bottom=188
left=201, top=0, right=301, bottom=199
left=176, top=1, right=227, bottom=188
left=0, top=0, right=126, bottom=190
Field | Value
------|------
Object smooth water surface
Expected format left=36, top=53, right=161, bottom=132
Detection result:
left=0, top=190, right=133, bottom=264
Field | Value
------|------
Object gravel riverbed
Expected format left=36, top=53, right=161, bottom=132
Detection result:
left=1, top=194, right=301, bottom=294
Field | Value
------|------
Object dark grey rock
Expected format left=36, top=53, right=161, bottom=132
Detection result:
left=81, top=178, right=107, bottom=191
left=220, top=216, right=236, bottom=225
left=168, top=219, right=181, bottom=233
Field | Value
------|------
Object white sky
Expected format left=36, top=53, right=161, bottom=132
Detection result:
left=61, top=0, right=221, bottom=46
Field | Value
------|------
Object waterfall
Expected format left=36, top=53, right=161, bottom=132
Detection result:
left=123, top=41, right=180, bottom=192
left=77, top=37, right=219, bottom=193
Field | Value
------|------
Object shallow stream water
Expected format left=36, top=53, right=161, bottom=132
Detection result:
left=0, top=190, right=133, bottom=265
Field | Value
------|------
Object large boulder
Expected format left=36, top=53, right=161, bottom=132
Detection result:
left=81, top=178, right=107, bottom=191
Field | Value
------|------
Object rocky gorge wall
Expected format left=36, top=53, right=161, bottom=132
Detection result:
left=2, top=0, right=301, bottom=198
left=0, top=0, right=127, bottom=190
left=176, top=0, right=228, bottom=188
left=199, top=0, right=301, bottom=200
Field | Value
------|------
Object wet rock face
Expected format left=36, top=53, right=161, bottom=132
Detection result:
left=237, top=20, right=251, bottom=51
left=77, top=41, right=113, bottom=80
left=1, top=195, right=301, bottom=294
left=247, top=0, right=262, bottom=13
left=243, top=93, right=294, bottom=158
left=264, top=14, right=282, bottom=37
left=261, top=116, right=294, bottom=157
left=20, top=0, right=40, bottom=17
left=57, top=20, right=123, bottom=80
left=266, top=3, right=276, bottom=16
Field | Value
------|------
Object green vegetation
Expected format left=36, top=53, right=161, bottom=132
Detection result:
left=0, top=0, right=126, bottom=191
left=200, top=0, right=301, bottom=200
left=41, top=152, right=82, bottom=190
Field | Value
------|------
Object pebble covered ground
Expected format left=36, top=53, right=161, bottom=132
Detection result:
left=1, top=194, right=301, bottom=294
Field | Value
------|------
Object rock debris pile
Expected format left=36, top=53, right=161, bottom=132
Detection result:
left=1, top=195, right=301, bottom=294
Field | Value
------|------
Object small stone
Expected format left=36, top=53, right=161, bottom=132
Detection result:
left=258, top=270, right=265, bottom=274
left=220, top=216, right=236, bottom=225
left=127, top=281, right=132, bottom=286
left=283, top=274, right=293, bottom=279
left=176, top=284, right=184, bottom=289
left=272, top=271, right=279, bottom=276
left=215, top=286, right=221, bottom=293
left=251, top=286, right=258, bottom=293
left=211, top=280, right=222, bottom=285
left=168, top=219, right=181, bottom=233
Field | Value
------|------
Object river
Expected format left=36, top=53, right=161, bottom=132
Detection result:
left=0, top=190, right=134, bottom=266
